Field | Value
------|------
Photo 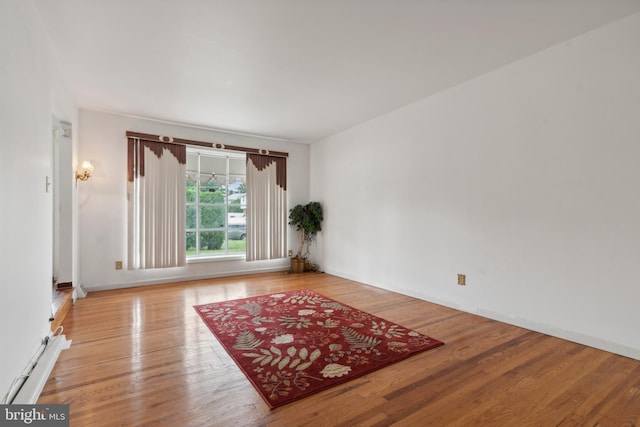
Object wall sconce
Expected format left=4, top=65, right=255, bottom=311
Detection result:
left=76, top=160, right=95, bottom=182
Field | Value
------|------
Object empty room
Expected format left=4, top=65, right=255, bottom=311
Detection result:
left=2, top=1, right=640, bottom=425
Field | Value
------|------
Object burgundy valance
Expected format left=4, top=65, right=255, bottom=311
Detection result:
left=247, top=153, right=287, bottom=190
left=126, top=131, right=288, bottom=157
left=128, top=138, right=186, bottom=182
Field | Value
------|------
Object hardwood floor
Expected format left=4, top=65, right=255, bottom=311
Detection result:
left=39, top=272, right=640, bottom=426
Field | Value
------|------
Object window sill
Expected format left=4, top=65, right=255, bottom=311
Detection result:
left=187, top=254, right=246, bottom=264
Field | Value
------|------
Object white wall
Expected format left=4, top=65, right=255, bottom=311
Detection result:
left=0, top=0, right=77, bottom=397
left=78, top=110, right=309, bottom=291
left=311, top=12, right=640, bottom=359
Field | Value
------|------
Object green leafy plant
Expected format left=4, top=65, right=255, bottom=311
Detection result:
left=200, top=231, right=224, bottom=250
left=288, top=201, right=323, bottom=260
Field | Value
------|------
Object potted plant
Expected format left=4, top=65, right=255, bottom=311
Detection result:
left=288, top=201, right=323, bottom=273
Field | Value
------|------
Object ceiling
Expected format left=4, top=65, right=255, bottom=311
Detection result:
left=34, top=0, right=640, bottom=142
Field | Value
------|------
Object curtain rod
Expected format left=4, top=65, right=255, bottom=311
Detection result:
left=126, top=131, right=289, bottom=158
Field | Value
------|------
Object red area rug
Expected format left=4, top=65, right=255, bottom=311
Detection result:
left=194, top=289, right=444, bottom=409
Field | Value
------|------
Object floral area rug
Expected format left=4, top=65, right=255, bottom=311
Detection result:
left=194, top=289, right=444, bottom=409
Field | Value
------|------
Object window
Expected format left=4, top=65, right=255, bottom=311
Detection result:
left=186, top=149, right=246, bottom=258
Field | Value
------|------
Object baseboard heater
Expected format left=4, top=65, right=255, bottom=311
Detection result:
left=11, top=335, right=71, bottom=404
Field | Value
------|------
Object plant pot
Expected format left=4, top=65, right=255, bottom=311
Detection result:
left=291, top=258, right=306, bottom=274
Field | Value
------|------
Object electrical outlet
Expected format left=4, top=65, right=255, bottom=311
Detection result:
left=115, top=261, right=123, bottom=270
left=288, top=249, right=293, bottom=257
left=457, top=274, right=466, bottom=286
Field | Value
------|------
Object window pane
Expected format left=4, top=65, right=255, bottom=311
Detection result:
left=186, top=152, right=198, bottom=171
left=229, top=176, right=245, bottom=215
left=226, top=237, right=246, bottom=254
left=186, top=205, right=196, bottom=229
left=200, top=206, right=225, bottom=228
left=229, top=157, right=245, bottom=175
left=200, top=156, right=227, bottom=175
left=200, top=179, right=225, bottom=204
left=186, top=231, right=196, bottom=255
left=186, top=181, right=196, bottom=203
left=229, top=200, right=244, bottom=214
left=229, top=175, right=245, bottom=190
left=228, top=220, right=246, bottom=241
left=199, top=231, right=225, bottom=253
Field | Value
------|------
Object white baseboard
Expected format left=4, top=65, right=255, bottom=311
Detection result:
left=72, top=284, right=87, bottom=301
left=324, top=269, right=640, bottom=361
left=11, top=335, right=71, bottom=404
left=84, top=267, right=289, bottom=292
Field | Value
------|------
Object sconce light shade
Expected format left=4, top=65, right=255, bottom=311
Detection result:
left=76, top=160, right=95, bottom=182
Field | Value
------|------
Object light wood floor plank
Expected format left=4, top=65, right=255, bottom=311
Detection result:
left=38, top=272, right=640, bottom=426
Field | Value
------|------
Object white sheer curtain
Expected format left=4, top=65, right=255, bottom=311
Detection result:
left=246, top=154, right=287, bottom=261
left=127, top=138, right=186, bottom=269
